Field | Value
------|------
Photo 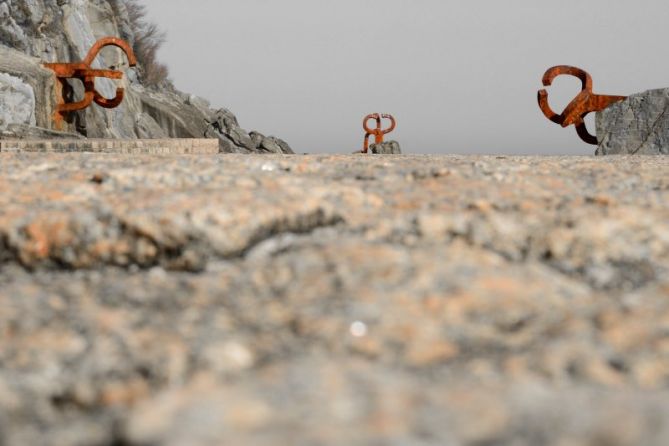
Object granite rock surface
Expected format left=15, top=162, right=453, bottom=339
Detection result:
left=1, top=153, right=668, bottom=445
left=597, top=88, right=669, bottom=155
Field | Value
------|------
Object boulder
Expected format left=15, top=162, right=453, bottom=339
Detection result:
left=370, top=140, right=402, bottom=154
left=270, top=136, right=293, bottom=154
left=248, top=131, right=294, bottom=154
left=134, top=112, right=167, bottom=139
left=597, top=89, right=669, bottom=155
left=0, top=72, right=35, bottom=130
left=249, top=130, right=264, bottom=149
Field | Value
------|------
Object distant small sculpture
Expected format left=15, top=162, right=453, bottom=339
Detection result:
left=43, top=37, right=137, bottom=130
left=360, top=113, right=396, bottom=153
left=538, top=66, right=626, bottom=145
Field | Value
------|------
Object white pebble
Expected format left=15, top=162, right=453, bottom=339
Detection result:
left=260, top=162, right=278, bottom=172
left=349, top=321, right=368, bottom=338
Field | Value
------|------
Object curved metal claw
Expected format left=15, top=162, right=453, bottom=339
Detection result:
left=537, top=89, right=566, bottom=125
left=363, top=113, right=380, bottom=134
left=94, top=87, right=125, bottom=109
left=362, top=113, right=397, bottom=153
left=363, top=113, right=396, bottom=134
left=542, top=65, right=592, bottom=91
left=56, top=89, right=95, bottom=113
left=43, top=37, right=137, bottom=129
left=379, top=114, right=397, bottom=135
left=83, top=37, right=137, bottom=68
left=575, top=123, right=598, bottom=146
left=538, top=65, right=626, bottom=145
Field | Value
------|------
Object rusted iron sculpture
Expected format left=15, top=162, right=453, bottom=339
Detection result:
left=43, top=37, right=137, bottom=129
left=538, top=66, right=626, bottom=145
left=361, top=113, right=396, bottom=153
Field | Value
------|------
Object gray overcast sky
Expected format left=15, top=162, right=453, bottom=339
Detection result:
left=142, top=0, right=669, bottom=154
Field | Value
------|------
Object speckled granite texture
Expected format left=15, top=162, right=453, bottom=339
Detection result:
left=1, top=153, right=668, bottom=446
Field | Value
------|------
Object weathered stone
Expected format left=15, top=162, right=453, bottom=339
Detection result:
left=134, top=112, right=167, bottom=139
left=0, top=1, right=28, bottom=51
left=259, top=136, right=282, bottom=153
left=370, top=140, right=402, bottom=154
left=0, top=72, right=35, bottom=130
left=249, top=130, right=264, bottom=149
left=1, top=154, right=669, bottom=445
left=260, top=137, right=281, bottom=153
left=186, top=94, right=211, bottom=116
left=249, top=132, right=295, bottom=154
left=597, top=89, right=669, bottom=155
left=1, top=123, right=84, bottom=139
left=270, top=135, right=294, bottom=154
left=0, top=45, right=54, bottom=130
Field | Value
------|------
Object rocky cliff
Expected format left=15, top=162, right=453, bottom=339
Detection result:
left=0, top=0, right=293, bottom=153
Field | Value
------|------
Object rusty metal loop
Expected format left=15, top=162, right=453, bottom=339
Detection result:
left=94, top=87, right=125, bottom=109
left=363, top=113, right=396, bottom=134
left=542, top=66, right=592, bottom=93
left=83, top=37, right=137, bottom=68
left=537, top=65, right=626, bottom=145
left=56, top=89, right=95, bottom=113
left=361, top=113, right=397, bottom=153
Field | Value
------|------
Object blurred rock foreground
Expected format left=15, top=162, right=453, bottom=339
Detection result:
left=0, top=0, right=293, bottom=153
left=1, top=153, right=669, bottom=445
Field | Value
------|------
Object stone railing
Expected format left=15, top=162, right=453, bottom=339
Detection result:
left=0, top=139, right=220, bottom=154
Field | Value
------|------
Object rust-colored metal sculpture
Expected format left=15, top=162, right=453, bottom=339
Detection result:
left=538, top=66, right=626, bottom=145
left=361, top=113, right=396, bottom=153
left=43, top=37, right=137, bottom=129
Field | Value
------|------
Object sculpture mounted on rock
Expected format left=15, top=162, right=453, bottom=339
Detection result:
left=538, top=65, right=626, bottom=145
left=43, top=37, right=137, bottom=130
left=360, top=113, right=396, bottom=153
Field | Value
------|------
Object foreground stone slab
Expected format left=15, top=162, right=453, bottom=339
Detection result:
left=0, top=138, right=220, bottom=154
left=597, top=88, right=669, bottom=155
left=1, top=154, right=669, bottom=445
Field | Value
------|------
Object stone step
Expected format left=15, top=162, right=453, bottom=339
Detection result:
left=0, top=138, right=219, bottom=154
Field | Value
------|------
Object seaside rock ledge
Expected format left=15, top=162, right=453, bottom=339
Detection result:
left=596, top=88, right=669, bottom=155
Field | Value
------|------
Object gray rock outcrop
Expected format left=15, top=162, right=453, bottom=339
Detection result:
left=0, top=44, right=55, bottom=131
left=370, top=140, right=402, bottom=154
left=0, top=0, right=293, bottom=153
left=597, top=89, right=669, bottom=155
left=0, top=72, right=36, bottom=129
